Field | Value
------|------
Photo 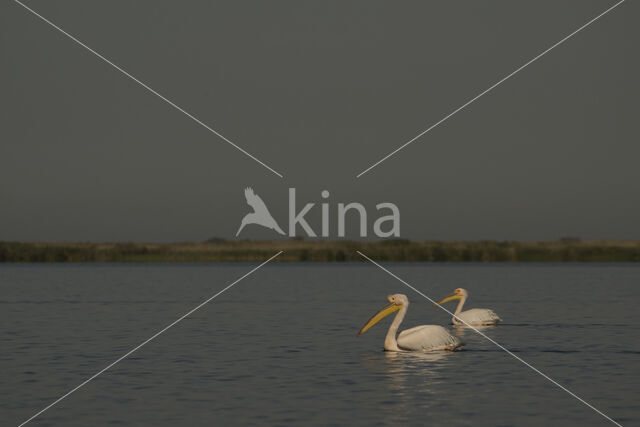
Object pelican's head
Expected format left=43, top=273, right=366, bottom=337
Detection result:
left=357, top=294, right=408, bottom=336
left=437, top=288, right=468, bottom=304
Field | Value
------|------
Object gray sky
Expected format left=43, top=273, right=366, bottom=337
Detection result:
left=1, top=0, right=638, bottom=242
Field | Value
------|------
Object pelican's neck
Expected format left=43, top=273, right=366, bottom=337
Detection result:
left=454, top=296, right=466, bottom=315
left=384, top=304, right=407, bottom=351
left=452, top=296, right=466, bottom=324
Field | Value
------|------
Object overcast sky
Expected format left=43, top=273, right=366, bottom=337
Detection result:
left=1, top=0, right=637, bottom=242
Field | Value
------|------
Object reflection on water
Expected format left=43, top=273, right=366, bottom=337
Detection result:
left=382, top=351, right=448, bottom=400
left=384, top=350, right=450, bottom=363
left=360, top=350, right=457, bottom=424
left=451, top=324, right=495, bottom=339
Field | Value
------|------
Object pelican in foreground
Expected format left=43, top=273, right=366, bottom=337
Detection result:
left=358, top=294, right=463, bottom=352
left=437, top=288, right=501, bottom=326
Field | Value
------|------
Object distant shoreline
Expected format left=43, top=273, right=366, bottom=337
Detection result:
left=1, top=239, right=639, bottom=263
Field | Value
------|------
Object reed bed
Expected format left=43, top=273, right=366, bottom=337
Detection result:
left=1, top=239, right=639, bottom=262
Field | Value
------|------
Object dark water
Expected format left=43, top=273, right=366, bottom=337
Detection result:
left=1, top=263, right=639, bottom=426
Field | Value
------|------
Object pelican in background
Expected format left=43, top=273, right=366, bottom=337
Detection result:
left=236, top=187, right=285, bottom=236
left=358, top=294, right=463, bottom=352
left=437, top=288, right=501, bottom=326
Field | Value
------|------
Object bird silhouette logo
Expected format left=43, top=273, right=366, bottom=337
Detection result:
left=236, top=187, right=286, bottom=236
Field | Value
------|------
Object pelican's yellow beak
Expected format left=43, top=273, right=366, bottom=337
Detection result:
left=437, top=292, right=463, bottom=304
left=357, top=302, right=401, bottom=336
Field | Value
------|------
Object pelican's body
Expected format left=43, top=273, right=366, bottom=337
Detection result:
left=358, top=294, right=463, bottom=352
left=395, top=325, right=462, bottom=352
left=437, top=288, right=501, bottom=326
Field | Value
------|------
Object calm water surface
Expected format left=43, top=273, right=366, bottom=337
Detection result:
left=1, top=263, right=639, bottom=426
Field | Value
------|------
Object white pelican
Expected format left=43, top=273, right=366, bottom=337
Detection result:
left=358, top=294, right=463, bottom=352
left=437, top=288, right=501, bottom=326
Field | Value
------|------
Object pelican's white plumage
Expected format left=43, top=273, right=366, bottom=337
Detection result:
left=454, top=308, right=501, bottom=325
left=437, top=288, right=501, bottom=326
left=396, top=325, right=462, bottom=352
left=358, top=294, right=463, bottom=352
